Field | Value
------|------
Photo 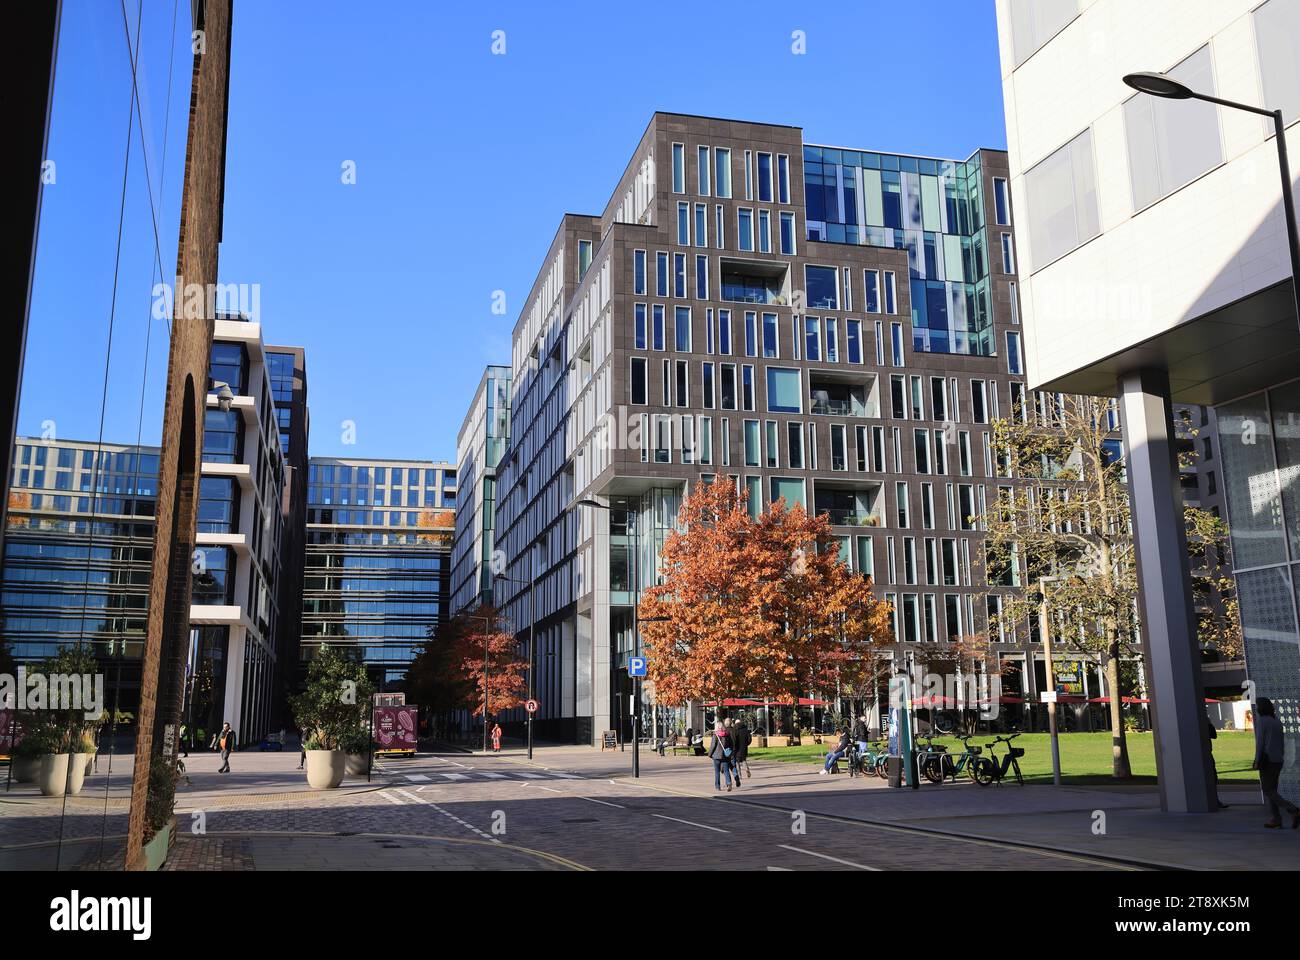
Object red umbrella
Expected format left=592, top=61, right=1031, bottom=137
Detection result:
left=702, top=698, right=764, bottom=707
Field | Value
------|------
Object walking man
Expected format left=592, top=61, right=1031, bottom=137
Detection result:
left=1253, top=698, right=1299, bottom=829
left=709, top=722, right=736, bottom=792
left=732, top=718, right=752, bottom=780
left=217, top=722, right=235, bottom=774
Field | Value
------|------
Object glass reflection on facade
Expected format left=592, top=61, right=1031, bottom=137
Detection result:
left=1216, top=379, right=1300, bottom=802
left=804, top=146, right=994, bottom=356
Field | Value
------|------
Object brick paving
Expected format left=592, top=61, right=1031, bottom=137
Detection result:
left=6, top=745, right=1289, bottom=870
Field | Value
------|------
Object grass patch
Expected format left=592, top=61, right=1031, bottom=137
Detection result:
left=747, top=732, right=1256, bottom=785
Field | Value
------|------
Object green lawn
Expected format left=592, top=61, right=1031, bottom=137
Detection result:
left=746, top=731, right=1257, bottom=785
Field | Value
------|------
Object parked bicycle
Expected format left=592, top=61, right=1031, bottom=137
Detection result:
left=923, top=733, right=983, bottom=784
left=849, top=739, right=891, bottom=779
left=914, top=733, right=950, bottom=783
left=971, top=732, right=1026, bottom=786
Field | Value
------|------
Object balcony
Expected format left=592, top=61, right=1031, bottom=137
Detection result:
left=814, top=480, right=883, bottom=528
left=809, top=371, right=879, bottom=418
left=719, top=257, right=789, bottom=305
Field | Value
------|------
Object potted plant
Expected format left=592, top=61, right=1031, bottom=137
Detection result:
left=137, top=754, right=179, bottom=871
left=342, top=726, right=372, bottom=776
left=10, top=729, right=43, bottom=783
left=291, top=646, right=373, bottom=790
left=66, top=727, right=98, bottom=796
left=33, top=727, right=71, bottom=797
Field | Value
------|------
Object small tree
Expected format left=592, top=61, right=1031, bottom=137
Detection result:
left=452, top=603, right=527, bottom=721
left=639, top=477, right=891, bottom=710
left=291, top=646, right=374, bottom=750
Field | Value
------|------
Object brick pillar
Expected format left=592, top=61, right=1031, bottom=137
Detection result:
left=125, top=0, right=233, bottom=870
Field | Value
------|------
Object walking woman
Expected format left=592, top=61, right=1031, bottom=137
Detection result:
left=709, top=722, right=737, bottom=792
left=491, top=721, right=503, bottom=753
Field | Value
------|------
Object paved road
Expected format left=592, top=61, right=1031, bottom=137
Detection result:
left=0, top=748, right=1149, bottom=871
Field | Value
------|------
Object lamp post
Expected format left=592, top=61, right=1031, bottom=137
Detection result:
left=1035, top=576, right=1063, bottom=787
left=495, top=570, right=536, bottom=760
left=1123, top=72, right=1300, bottom=336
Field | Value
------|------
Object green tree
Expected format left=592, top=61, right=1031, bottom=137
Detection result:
left=290, top=646, right=374, bottom=750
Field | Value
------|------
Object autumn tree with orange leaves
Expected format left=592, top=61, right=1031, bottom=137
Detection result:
left=448, top=604, right=528, bottom=721
left=638, top=477, right=891, bottom=708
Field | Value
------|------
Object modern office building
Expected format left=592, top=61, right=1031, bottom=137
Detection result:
left=2, top=438, right=159, bottom=718
left=265, top=345, right=310, bottom=720
left=451, top=365, right=512, bottom=613
left=187, top=318, right=291, bottom=746
left=993, top=0, right=1300, bottom=810
left=302, top=456, right=455, bottom=687
left=490, top=111, right=1074, bottom=746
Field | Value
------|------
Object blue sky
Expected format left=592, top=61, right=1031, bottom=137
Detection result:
left=24, top=0, right=1007, bottom=461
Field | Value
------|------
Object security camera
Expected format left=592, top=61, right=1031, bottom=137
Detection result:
left=212, top=380, right=235, bottom=412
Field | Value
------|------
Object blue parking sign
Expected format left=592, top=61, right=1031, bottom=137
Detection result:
left=628, top=656, right=647, bottom=677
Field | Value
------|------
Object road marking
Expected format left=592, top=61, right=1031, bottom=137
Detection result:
left=652, top=814, right=730, bottom=834
left=440, top=773, right=471, bottom=781
left=549, top=773, right=582, bottom=779
left=405, top=774, right=430, bottom=782
left=478, top=772, right=508, bottom=779
left=777, top=844, right=881, bottom=871
left=378, top=791, right=406, bottom=805
left=766, top=865, right=793, bottom=871
left=536, top=785, right=564, bottom=794
left=394, top=788, right=500, bottom=845
left=578, top=797, right=625, bottom=809
left=514, top=772, right=546, bottom=779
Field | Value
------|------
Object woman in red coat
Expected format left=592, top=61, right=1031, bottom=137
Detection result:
left=491, top=722, right=503, bottom=752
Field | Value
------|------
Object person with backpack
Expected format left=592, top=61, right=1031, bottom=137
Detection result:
left=217, top=722, right=235, bottom=773
left=708, top=722, right=736, bottom=791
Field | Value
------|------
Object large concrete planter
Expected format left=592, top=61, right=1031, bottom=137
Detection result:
left=12, top=755, right=39, bottom=783
left=64, top=754, right=91, bottom=796
left=345, top=752, right=370, bottom=776
left=37, top=754, right=70, bottom=797
left=305, top=749, right=346, bottom=789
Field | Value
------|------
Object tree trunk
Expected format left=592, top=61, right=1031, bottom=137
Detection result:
left=1104, top=638, right=1132, bottom=779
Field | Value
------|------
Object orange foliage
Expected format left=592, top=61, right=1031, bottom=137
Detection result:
left=450, top=604, right=528, bottom=718
left=638, top=477, right=891, bottom=707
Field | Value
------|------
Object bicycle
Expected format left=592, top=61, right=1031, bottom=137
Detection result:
left=914, top=734, right=949, bottom=784
left=923, top=733, right=983, bottom=784
left=850, top=739, right=890, bottom=779
left=971, top=732, right=1025, bottom=786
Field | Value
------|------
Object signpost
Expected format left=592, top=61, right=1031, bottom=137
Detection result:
left=627, top=658, right=647, bottom=779
left=525, top=699, right=539, bottom=715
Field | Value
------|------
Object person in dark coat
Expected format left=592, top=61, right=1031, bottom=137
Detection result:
left=217, top=722, right=235, bottom=773
left=708, top=723, right=736, bottom=791
left=732, top=719, right=752, bottom=779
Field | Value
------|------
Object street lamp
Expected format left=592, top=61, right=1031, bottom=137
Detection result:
left=495, top=571, right=536, bottom=760
left=1123, top=71, right=1300, bottom=336
left=1033, top=575, right=1063, bottom=787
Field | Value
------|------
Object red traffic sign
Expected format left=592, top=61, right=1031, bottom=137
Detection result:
left=525, top=699, right=539, bottom=715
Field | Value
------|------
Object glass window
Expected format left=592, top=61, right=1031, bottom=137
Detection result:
left=1006, top=331, right=1023, bottom=375
left=804, top=316, right=821, bottom=361
left=846, top=320, right=862, bottom=364
left=697, top=145, right=710, bottom=195
left=675, top=307, right=691, bottom=351
left=805, top=265, right=839, bottom=309
left=674, top=253, right=687, bottom=298
left=695, top=203, right=707, bottom=246
left=715, top=148, right=732, bottom=198
left=771, top=476, right=806, bottom=510
left=744, top=420, right=760, bottom=467
left=1124, top=45, right=1222, bottom=211
left=993, top=177, right=1010, bottom=225
left=1008, top=0, right=1078, bottom=67
left=884, top=271, right=897, bottom=314
left=762, top=313, right=778, bottom=358
left=1025, top=128, right=1100, bottom=269
left=695, top=255, right=708, bottom=299
left=677, top=201, right=690, bottom=245
left=1000, top=233, right=1016, bottom=274
left=634, top=303, right=647, bottom=349
left=656, top=252, right=668, bottom=297
left=766, top=367, right=802, bottom=414
left=758, top=152, right=773, bottom=202
left=672, top=142, right=685, bottom=193
left=864, top=271, right=880, bottom=313
left=758, top=210, right=771, bottom=253
left=719, top=309, right=732, bottom=355
left=777, top=154, right=790, bottom=204
left=630, top=357, right=647, bottom=405
left=1255, top=0, right=1300, bottom=124
left=721, top=364, right=737, bottom=409
left=652, top=305, right=665, bottom=350
left=633, top=250, right=646, bottom=295
left=779, top=212, right=795, bottom=254
left=738, top=208, right=754, bottom=251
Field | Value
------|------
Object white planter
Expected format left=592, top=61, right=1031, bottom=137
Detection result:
left=12, top=755, right=39, bottom=783
left=345, top=752, right=370, bottom=776
left=37, top=754, right=70, bottom=797
left=65, top=753, right=94, bottom=795
left=305, top=749, right=346, bottom=789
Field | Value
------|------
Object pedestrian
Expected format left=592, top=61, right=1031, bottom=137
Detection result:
left=820, top=727, right=851, bottom=775
left=491, top=721, right=502, bottom=753
left=217, top=722, right=235, bottom=774
left=852, top=715, right=870, bottom=755
left=298, top=725, right=309, bottom=770
left=1253, top=698, right=1299, bottom=829
left=733, top=717, right=752, bottom=779
left=1205, top=717, right=1227, bottom=810
left=708, top=722, right=736, bottom=792
left=179, top=723, right=189, bottom=759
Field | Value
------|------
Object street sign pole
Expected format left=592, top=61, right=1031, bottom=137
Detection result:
left=1039, top=577, right=1062, bottom=787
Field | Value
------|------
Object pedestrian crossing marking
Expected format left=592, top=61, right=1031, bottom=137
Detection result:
left=514, top=772, right=546, bottom=779
left=440, top=773, right=471, bottom=781
left=405, top=774, right=430, bottom=782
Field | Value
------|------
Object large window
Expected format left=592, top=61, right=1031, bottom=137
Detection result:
left=672, top=142, right=685, bottom=193
left=1008, top=0, right=1078, bottom=67
left=715, top=148, right=732, bottom=198
left=1024, top=128, right=1099, bottom=270
left=1255, top=0, right=1300, bottom=124
left=630, top=358, right=647, bottom=405
left=804, top=265, right=839, bottom=309
left=1125, top=45, right=1222, bottom=212
left=766, top=367, right=802, bottom=414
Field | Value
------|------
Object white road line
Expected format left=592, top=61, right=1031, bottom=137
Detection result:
left=766, top=866, right=794, bottom=871
left=652, top=814, right=730, bottom=834
left=578, top=797, right=625, bottom=809
left=394, top=788, right=500, bottom=844
left=549, top=773, right=582, bottom=779
left=405, top=774, right=430, bottom=782
left=378, top=791, right=406, bottom=805
left=514, top=772, right=546, bottom=779
left=440, top=773, right=471, bottom=781
left=477, top=772, right=508, bottom=779
left=776, top=844, right=880, bottom=871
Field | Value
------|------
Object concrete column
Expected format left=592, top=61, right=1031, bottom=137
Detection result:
left=1118, top=368, right=1215, bottom=813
